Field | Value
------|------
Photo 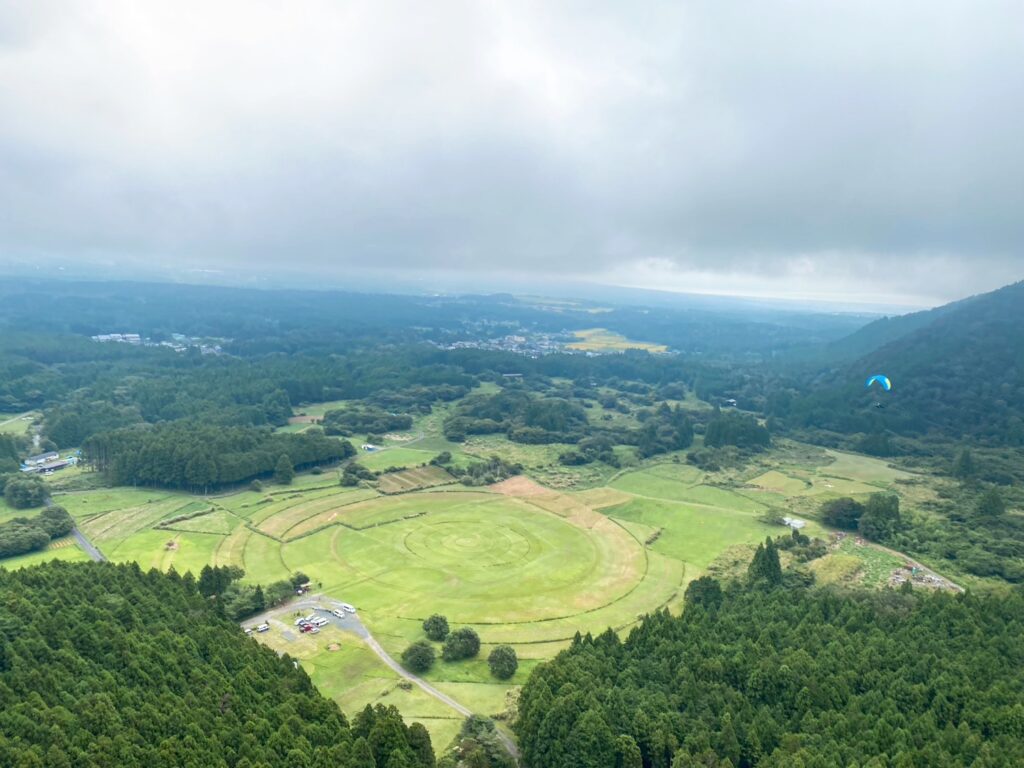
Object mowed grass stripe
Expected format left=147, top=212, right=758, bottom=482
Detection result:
left=82, top=498, right=198, bottom=543
left=216, top=525, right=253, bottom=569
left=257, top=488, right=380, bottom=539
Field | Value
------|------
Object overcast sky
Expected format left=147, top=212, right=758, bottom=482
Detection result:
left=1, top=1, right=1022, bottom=307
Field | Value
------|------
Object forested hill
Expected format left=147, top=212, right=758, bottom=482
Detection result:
left=516, top=581, right=1024, bottom=767
left=0, top=561, right=434, bottom=768
left=776, top=281, right=1024, bottom=446
left=812, top=292, right=977, bottom=363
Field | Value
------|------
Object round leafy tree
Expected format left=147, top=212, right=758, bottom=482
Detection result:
left=441, top=627, right=480, bottom=661
left=401, top=640, right=435, bottom=673
left=423, top=614, right=450, bottom=641
left=487, top=645, right=518, bottom=680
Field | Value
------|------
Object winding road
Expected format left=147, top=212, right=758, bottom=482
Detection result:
left=246, top=593, right=520, bottom=762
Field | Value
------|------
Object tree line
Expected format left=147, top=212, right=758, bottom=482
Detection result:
left=516, top=578, right=1024, bottom=767
left=82, top=422, right=354, bottom=491
left=0, top=505, right=73, bottom=559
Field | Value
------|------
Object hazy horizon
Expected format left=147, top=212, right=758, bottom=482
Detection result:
left=2, top=2, right=1022, bottom=307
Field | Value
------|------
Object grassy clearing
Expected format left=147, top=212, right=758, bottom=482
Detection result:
left=254, top=488, right=379, bottom=539
left=358, top=448, right=437, bottom=472
left=81, top=497, right=201, bottom=543
left=256, top=623, right=464, bottom=749
left=1, top=430, right=945, bottom=745
left=0, top=541, right=89, bottom=570
left=57, top=489, right=181, bottom=521
left=162, top=508, right=240, bottom=535
left=461, top=435, right=631, bottom=489
left=604, top=496, right=776, bottom=571
left=566, top=328, right=668, bottom=353
left=0, top=412, right=36, bottom=436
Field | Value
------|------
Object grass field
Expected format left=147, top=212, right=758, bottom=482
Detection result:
left=0, top=412, right=36, bottom=436
left=0, top=539, right=89, bottom=570
left=0, top=428, right=937, bottom=750
left=566, top=328, right=668, bottom=354
left=358, top=448, right=438, bottom=472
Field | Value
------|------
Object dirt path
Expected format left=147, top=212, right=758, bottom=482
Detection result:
left=246, top=593, right=520, bottom=763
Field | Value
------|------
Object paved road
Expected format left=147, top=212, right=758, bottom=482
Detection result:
left=72, top=526, right=106, bottom=562
left=248, top=593, right=520, bottom=762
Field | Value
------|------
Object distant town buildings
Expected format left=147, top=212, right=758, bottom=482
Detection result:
left=90, top=332, right=227, bottom=355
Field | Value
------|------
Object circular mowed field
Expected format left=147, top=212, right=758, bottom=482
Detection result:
left=272, top=493, right=651, bottom=625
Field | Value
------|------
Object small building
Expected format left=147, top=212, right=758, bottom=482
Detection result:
left=24, top=451, right=59, bottom=467
left=782, top=516, right=807, bottom=530
left=501, top=373, right=524, bottom=379
left=724, top=398, right=738, bottom=407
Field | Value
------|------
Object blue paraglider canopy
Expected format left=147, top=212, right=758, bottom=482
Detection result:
left=865, top=374, right=892, bottom=392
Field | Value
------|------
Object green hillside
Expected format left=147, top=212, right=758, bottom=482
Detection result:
left=777, top=281, right=1024, bottom=447
left=0, top=561, right=434, bottom=768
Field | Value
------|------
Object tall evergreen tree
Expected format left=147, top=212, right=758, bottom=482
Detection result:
left=274, top=454, right=295, bottom=484
left=953, top=447, right=977, bottom=480
left=977, top=487, right=1006, bottom=517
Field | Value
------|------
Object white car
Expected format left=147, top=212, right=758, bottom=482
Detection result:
left=256, top=623, right=270, bottom=633
left=331, top=609, right=346, bottom=619
left=294, top=617, right=309, bottom=627
left=244, top=627, right=254, bottom=635
left=341, top=603, right=356, bottom=614
left=308, top=626, right=320, bottom=634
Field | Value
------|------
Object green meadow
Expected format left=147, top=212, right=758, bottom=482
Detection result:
left=0, top=425, right=929, bottom=748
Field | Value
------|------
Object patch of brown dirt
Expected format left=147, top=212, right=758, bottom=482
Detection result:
left=327, top=643, right=341, bottom=651
left=490, top=475, right=550, bottom=497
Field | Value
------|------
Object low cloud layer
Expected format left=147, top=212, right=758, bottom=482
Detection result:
left=1, top=1, right=1022, bottom=305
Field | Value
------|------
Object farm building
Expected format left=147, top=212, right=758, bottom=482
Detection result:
left=782, top=516, right=807, bottom=530
left=22, top=457, right=77, bottom=474
left=24, top=451, right=59, bottom=467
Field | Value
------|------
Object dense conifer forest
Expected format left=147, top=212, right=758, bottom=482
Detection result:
left=0, top=561, right=434, bottom=768
left=516, top=581, right=1024, bottom=767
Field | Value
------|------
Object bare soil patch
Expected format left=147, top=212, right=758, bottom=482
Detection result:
left=490, top=475, right=549, bottom=497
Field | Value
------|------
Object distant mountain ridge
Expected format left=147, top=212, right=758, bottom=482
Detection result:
left=781, top=280, right=1024, bottom=447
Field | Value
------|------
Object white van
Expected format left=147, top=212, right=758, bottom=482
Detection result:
left=341, top=603, right=356, bottom=614
left=312, top=617, right=329, bottom=627
left=256, top=623, right=270, bottom=633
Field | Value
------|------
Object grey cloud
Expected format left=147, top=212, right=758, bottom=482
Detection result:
left=0, top=1, right=1022, bottom=304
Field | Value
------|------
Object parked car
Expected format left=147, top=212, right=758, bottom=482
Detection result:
left=341, top=603, right=356, bottom=613
left=256, top=623, right=270, bottom=633
left=308, top=626, right=320, bottom=634
left=300, top=624, right=314, bottom=633
left=295, top=617, right=308, bottom=626
left=331, top=609, right=346, bottom=619
left=312, top=617, right=329, bottom=627
left=244, top=628, right=254, bottom=635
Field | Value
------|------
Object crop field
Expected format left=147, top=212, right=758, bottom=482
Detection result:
left=566, top=327, right=668, bottom=354
left=376, top=465, right=454, bottom=494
